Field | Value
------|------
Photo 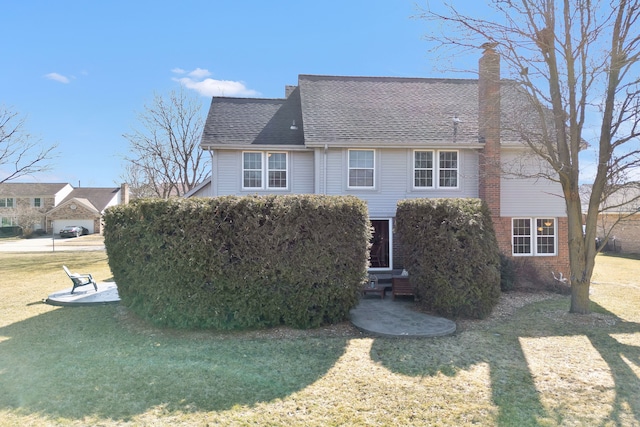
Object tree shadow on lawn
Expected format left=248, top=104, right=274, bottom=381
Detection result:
left=370, top=300, right=640, bottom=426
left=0, top=305, right=349, bottom=421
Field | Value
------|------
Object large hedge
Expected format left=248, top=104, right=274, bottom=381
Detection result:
left=395, top=198, right=501, bottom=319
left=103, top=195, right=371, bottom=330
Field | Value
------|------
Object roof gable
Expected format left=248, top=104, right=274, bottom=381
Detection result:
left=201, top=87, right=304, bottom=147
left=60, top=187, right=120, bottom=212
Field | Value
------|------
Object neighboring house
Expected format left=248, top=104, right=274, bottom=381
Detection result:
left=0, top=183, right=73, bottom=230
left=0, top=182, right=129, bottom=235
left=581, top=184, right=640, bottom=254
left=190, top=46, right=570, bottom=277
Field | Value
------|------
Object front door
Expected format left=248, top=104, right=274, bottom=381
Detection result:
left=370, top=219, right=392, bottom=270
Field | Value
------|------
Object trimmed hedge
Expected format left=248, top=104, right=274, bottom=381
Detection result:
left=396, top=198, right=501, bottom=319
left=103, top=195, right=371, bottom=330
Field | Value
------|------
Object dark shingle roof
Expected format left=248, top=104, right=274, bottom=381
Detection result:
left=200, top=74, right=537, bottom=148
left=201, top=86, right=304, bottom=147
left=299, top=75, right=480, bottom=145
left=0, top=183, right=70, bottom=197
left=60, top=187, right=120, bottom=212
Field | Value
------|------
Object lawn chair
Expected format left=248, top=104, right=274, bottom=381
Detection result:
left=63, top=265, right=98, bottom=294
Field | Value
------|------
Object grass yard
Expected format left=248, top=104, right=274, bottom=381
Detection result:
left=0, top=251, right=639, bottom=426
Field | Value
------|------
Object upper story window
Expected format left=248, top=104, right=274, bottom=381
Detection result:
left=33, top=197, right=42, bottom=208
left=413, top=150, right=459, bottom=189
left=414, top=151, right=434, bottom=187
left=0, top=198, right=15, bottom=208
left=439, top=151, right=458, bottom=188
left=512, top=218, right=556, bottom=256
left=242, top=151, right=288, bottom=190
left=348, top=149, right=375, bottom=188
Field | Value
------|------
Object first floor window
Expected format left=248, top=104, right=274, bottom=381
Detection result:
left=512, top=218, right=556, bottom=256
left=0, top=198, right=14, bottom=208
left=349, top=149, right=375, bottom=188
left=242, top=151, right=288, bottom=190
left=1, top=217, right=13, bottom=226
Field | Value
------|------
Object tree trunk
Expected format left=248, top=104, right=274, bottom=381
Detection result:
left=570, top=278, right=591, bottom=314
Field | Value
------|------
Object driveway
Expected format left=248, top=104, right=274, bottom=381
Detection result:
left=0, top=235, right=105, bottom=252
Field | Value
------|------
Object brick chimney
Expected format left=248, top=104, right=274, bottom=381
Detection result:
left=478, top=43, right=501, bottom=218
left=120, top=183, right=130, bottom=205
left=285, top=85, right=297, bottom=98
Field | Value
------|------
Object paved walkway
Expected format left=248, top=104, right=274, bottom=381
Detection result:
left=45, top=282, right=120, bottom=306
left=349, top=294, right=456, bottom=337
left=44, top=282, right=456, bottom=337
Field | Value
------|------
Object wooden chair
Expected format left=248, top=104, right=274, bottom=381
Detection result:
left=63, top=265, right=97, bottom=294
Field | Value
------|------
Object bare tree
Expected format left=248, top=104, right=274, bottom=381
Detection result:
left=0, top=106, right=57, bottom=183
left=420, top=0, right=640, bottom=313
left=123, top=88, right=209, bottom=198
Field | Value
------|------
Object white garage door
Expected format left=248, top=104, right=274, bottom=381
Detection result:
left=53, top=220, right=95, bottom=234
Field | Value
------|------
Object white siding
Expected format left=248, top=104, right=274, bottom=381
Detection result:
left=213, top=149, right=314, bottom=196
left=500, top=149, right=566, bottom=217
left=324, top=148, right=480, bottom=217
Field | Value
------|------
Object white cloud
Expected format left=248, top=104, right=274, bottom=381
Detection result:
left=44, top=72, right=70, bottom=84
left=187, top=68, right=212, bottom=79
left=172, top=68, right=260, bottom=97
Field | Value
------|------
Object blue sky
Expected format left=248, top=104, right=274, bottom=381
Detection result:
left=1, top=1, right=599, bottom=188
left=1, top=0, right=481, bottom=187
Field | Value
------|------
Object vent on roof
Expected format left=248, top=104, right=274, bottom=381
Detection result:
left=290, top=120, right=298, bottom=130
left=453, top=115, right=461, bottom=142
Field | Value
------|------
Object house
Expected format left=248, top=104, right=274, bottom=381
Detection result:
left=190, top=46, right=570, bottom=277
left=0, top=182, right=129, bottom=235
left=581, top=184, right=640, bottom=253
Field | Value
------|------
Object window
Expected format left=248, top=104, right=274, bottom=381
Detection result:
left=413, top=150, right=458, bottom=189
left=349, top=149, right=375, bottom=188
left=243, top=152, right=263, bottom=188
left=439, top=151, right=458, bottom=188
left=0, top=198, right=14, bottom=208
left=1, top=217, right=13, bottom=226
left=33, top=197, right=41, bottom=208
left=512, top=218, right=556, bottom=256
left=268, top=153, right=287, bottom=188
left=414, top=151, right=434, bottom=188
left=242, top=151, right=288, bottom=190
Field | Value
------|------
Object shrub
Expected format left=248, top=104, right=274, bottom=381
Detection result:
left=500, top=253, right=516, bottom=292
left=103, top=195, right=371, bottom=330
left=395, top=198, right=501, bottom=319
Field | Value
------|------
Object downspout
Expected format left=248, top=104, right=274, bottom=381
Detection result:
left=209, top=150, right=215, bottom=197
left=323, top=144, right=328, bottom=195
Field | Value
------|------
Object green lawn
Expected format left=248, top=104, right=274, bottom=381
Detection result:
left=0, top=251, right=639, bottom=426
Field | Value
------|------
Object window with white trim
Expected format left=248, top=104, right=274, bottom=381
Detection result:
left=413, top=150, right=459, bottom=189
left=242, top=151, right=288, bottom=190
left=414, top=150, right=434, bottom=188
left=1, top=217, right=13, bottom=226
left=438, top=151, right=458, bottom=188
left=0, top=198, right=14, bottom=208
left=512, top=218, right=556, bottom=256
left=348, top=149, right=375, bottom=188
left=33, top=197, right=42, bottom=208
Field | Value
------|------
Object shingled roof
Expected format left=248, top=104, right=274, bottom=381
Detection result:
left=0, top=183, right=70, bottom=197
left=201, top=86, right=304, bottom=147
left=200, top=74, right=536, bottom=148
left=60, top=187, right=120, bottom=212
